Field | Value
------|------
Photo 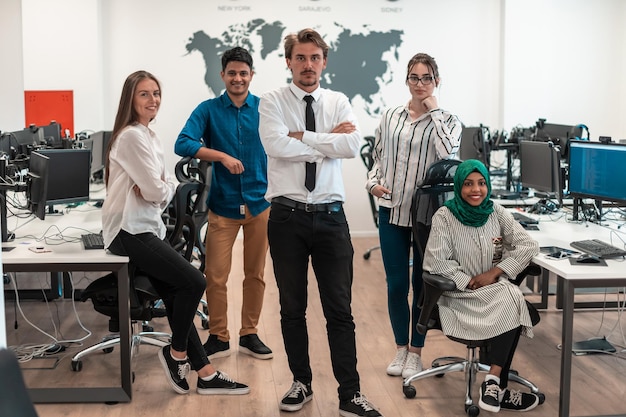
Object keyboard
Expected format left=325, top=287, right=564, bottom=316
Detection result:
left=81, top=233, right=105, bottom=250
left=511, top=211, right=538, bottom=225
left=570, top=239, right=626, bottom=259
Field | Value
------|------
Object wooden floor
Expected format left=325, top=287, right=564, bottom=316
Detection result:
left=4, top=237, right=626, bottom=417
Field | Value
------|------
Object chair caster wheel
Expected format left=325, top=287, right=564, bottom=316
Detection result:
left=465, top=404, right=480, bottom=416
left=201, top=319, right=209, bottom=330
left=537, top=392, right=545, bottom=404
left=71, top=360, right=83, bottom=372
left=103, top=347, right=114, bottom=354
left=402, top=384, right=416, bottom=398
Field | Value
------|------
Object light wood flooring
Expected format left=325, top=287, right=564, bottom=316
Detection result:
left=4, top=237, right=626, bottom=417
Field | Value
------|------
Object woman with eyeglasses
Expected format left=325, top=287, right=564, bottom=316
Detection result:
left=366, top=53, right=462, bottom=380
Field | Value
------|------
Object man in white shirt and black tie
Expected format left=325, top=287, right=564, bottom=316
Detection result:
left=259, top=28, right=383, bottom=417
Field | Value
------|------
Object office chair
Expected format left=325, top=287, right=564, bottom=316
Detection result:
left=174, top=156, right=212, bottom=329
left=360, top=136, right=380, bottom=259
left=0, top=349, right=39, bottom=417
left=70, top=182, right=205, bottom=372
left=401, top=159, right=544, bottom=416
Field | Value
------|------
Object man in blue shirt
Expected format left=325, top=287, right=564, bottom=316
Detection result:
left=175, top=47, right=272, bottom=360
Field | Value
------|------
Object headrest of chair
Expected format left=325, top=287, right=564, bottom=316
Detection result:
left=417, top=159, right=461, bottom=187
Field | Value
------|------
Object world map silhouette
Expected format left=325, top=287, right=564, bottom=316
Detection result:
left=185, top=19, right=403, bottom=117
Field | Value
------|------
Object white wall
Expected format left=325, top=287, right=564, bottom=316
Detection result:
left=3, top=0, right=625, bottom=236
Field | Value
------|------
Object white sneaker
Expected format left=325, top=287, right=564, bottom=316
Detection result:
left=402, top=352, right=423, bottom=379
left=386, top=347, right=407, bottom=376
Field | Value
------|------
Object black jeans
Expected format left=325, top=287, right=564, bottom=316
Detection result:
left=268, top=203, right=359, bottom=401
left=482, top=326, right=522, bottom=388
left=109, top=230, right=209, bottom=371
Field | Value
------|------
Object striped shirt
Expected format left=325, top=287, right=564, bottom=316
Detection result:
left=422, top=203, right=539, bottom=340
left=366, top=103, right=461, bottom=227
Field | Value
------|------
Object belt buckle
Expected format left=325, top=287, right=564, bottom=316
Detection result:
left=304, top=203, right=315, bottom=212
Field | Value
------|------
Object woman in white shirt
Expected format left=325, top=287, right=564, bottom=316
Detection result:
left=102, top=70, right=248, bottom=396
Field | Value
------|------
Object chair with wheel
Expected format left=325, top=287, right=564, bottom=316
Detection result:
left=401, top=158, right=545, bottom=416
left=71, top=181, right=204, bottom=372
left=174, top=156, right=212, bottom=329
left=360, top=135, right=380, bottom=260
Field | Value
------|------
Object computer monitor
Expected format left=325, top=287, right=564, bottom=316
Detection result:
left=11, top=128, right=44, bottom=147
left=519, top=140, right=563, bottom=206
left=27, top=151, right=50, bottom=220
left=568, top=141, right=626, bottom=205
left=534, top=121, right=583, bottom=159
left=86, top=131, right=106, bottom=175
left=40, top=122, right=63, bottom=148
left=458, top=125, right=490, bottom=168
left=34, top=148, right=91, bottom=209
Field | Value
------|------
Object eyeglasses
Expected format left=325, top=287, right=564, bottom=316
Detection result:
left=407, top=75, right=434, bottom=85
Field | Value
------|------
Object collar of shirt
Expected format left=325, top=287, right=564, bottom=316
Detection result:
left=289, top=82, right=321, bottom=103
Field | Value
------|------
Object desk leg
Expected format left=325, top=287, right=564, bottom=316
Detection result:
left=117, top=266, right=133, bottom=401
left=558, top=276, right=574, bottom=417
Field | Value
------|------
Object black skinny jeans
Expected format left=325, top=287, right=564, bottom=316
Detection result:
left=482, top=326, right=523, bottom=388
left=268, top=203, right=359, bottom=402
left=109, top=230, right=209, bottom=371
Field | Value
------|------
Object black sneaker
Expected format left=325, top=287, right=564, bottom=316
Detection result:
left=479, top=379, right=502, bottom=413
left=500, top=389, right=540, bottom=412
left=339, top=392, right=382, bottom=417
left=157, top=345, right=190, bottom=395
left=239, top=334, right=273, bottom=359
left=203, top=334, right=230, bottom=359
left=196, top=370, right=250, bottom=395
left=280, top=381, right=313, bottom=412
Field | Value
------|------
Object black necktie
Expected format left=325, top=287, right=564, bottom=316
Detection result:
left=304, top=95, right=316, bottom=191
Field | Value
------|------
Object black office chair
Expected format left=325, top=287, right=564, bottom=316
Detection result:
left=401, top=159, right=544, bottom=416
left=70, top=182, right=205, bottom=371
left=174, top=156, right=211, bottom=329
left=0, top=349, right=39, bottom=417
left=360, top=136, right=380, bottom=260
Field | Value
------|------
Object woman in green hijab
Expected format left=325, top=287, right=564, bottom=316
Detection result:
left=423, top=159, right=542, bottom=413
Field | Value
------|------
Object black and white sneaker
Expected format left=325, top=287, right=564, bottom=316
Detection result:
left=239, top=334, right=273, bottom=359
left=500, top=389, right=540, bottom=412
left=280, top=381, right=313, bottom=412
left=479, top=379, right=502, bottom=412
left=339, top=392, right=382, bottom=417
left=158, top=345, right=190, bottom=395
left=203, top=334, right=230, bottom=359
left=196, top=370, right=250, bottom=395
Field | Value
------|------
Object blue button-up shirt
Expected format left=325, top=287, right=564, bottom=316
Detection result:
left=175, top=92, right=269, bottom=219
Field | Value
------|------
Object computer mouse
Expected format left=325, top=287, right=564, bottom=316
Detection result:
left=575, top=255, right=601, bottom=264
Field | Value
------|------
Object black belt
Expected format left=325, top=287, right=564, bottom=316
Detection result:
left=272, top=196, right=343, bottom=213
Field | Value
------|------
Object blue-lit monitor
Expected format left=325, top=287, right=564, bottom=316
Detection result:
left=568, top=141, right=626, bottom=204
left=34, top=148, right=91, bottom=207
left=519, top=140, right=563, bottom=206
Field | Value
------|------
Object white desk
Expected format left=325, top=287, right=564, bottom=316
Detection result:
left=527, top=218, right=626, bottom=417
left=1, top=204, right=133, bottom=404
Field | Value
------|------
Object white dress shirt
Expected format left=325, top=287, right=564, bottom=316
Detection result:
left=259, top=82, right=361, bottom=204
left=101, top=124, right=176, bottom=247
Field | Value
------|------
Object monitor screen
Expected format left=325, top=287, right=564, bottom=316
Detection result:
left=568, top=141, right=626, bottom=204
left=519, top=140, right=563, bottom=205
left=458, top=126, right=490, bottom=168
left=27, top=151, right=50, bottom=220
left=534, top=122, right=583, bottom=158
left=34, top=148, right=91, bottom=206
left=87, top=131, right=106, bottom=175
left=41, top=122, right=63, bottom=148
left=11, top=128, right=44, bottom=147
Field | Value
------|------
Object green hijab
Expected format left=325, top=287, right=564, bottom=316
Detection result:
left=444, top=159, right=494, bottom=227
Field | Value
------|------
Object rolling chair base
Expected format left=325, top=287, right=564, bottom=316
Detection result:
left=71, top=322, right=170, bottom=372
left=402, top=347, right=544, bottom=416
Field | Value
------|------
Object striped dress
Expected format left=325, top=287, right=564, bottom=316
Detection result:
left=422, top=203, right=539, bottom=340
left=366, top=104, right=462, bottom=227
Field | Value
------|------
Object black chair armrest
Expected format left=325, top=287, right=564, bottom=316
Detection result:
left=417, top=272, right=456, bottom=335
left=508, top=262, right=541, bottom=286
